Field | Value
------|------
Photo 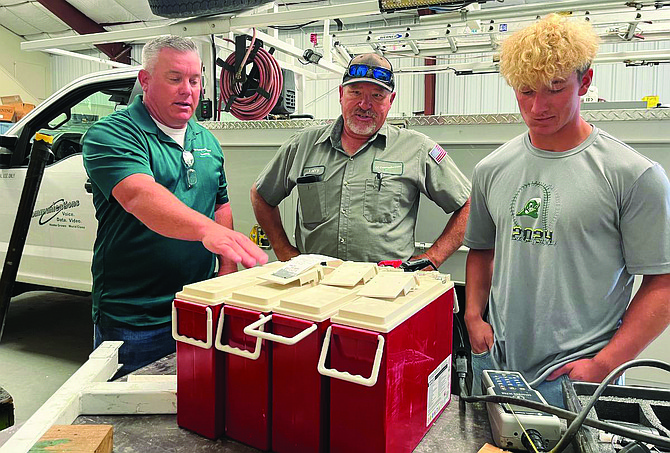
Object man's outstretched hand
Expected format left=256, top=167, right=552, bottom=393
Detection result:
left=202, top=225, right=269, bottom=269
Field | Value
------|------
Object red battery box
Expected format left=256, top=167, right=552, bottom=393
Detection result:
left=172, top=265, right=282, bottom=439
left=244, top=261, right=374, bottom=453
left=320, top=271, right=455, bottom=453
left=214, top=266, right=321, bottom=451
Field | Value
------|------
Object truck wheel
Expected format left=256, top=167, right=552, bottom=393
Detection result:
left=148, top=0, right=268, bottom=18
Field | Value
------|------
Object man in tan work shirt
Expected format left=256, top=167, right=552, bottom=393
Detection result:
left=251, top=53, right=471, bottom=267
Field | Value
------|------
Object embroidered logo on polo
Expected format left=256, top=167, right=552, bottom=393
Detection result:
left=510, top=182, right=560, bottom=246
left=193, top=148, right=211, bottom=157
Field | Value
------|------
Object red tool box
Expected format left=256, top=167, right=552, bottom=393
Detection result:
left=320, top=271, right=455, bottom=453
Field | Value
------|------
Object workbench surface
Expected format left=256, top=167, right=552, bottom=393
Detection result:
left=75, top=353, right=495, bottom=453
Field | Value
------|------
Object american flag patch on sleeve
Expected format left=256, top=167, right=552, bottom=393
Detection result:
left=429, top=144, right=447, bottom=164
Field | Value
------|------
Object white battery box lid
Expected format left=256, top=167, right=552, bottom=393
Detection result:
left=274, top=284, right=361, bottom=322
left=224, top=267, right=322, bottom=312
left=320, top=262, right=378, bottom=287
left=174, top=262, right=283, bottom=305
left=331, top=274, right=454, bottom=333
left=357, top=272, right=419, bottom=299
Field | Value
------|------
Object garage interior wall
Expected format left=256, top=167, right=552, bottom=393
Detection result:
left=47, top=28, right=670, bottom=118
left=0, top=25, right=51, bottom=105
left=50, top=43, right=144, bottom=93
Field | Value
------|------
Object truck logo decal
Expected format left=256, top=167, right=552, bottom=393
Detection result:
left=32, top=199, right=81, bottom=225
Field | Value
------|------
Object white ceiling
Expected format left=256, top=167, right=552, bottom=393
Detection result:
left=0, top=0, right=170, bottom=42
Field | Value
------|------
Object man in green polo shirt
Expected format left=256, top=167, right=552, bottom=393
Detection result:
left=251, top=53, right=471, bottom=267
left=82, top=36, right=267, bottom=377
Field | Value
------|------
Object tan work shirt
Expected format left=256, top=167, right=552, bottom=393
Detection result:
left=255, top=116, right=471, bottom=262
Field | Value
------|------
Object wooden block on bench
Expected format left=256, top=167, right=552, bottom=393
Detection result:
left=30, top=425, right=112, bottom=452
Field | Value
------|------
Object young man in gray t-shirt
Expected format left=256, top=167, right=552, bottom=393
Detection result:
left=464, top=13, right=670, bottom=407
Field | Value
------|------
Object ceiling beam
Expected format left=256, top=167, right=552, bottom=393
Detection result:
left=36, top=0, right=131, bottom=63
left=43, top=48, right=131, bottom=68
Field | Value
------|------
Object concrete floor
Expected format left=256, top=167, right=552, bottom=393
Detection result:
left=0, top=291, right=93, bottom=427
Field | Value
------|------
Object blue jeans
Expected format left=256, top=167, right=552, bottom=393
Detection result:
left=470, top=350, right=568, bottom=409
left=94, top=323, right=175, bottom=380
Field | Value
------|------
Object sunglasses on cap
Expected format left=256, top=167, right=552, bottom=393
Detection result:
left=344, top=63, right=395, bottom=90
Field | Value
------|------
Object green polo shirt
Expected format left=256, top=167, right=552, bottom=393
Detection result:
left=82, top=96, right=228, bottom=328
left=256, top=116, right=471, bottom=262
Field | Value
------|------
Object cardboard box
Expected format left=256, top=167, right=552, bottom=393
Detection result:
left=0, top=95, right=35, bottom=122
left=1, top=95, right=21, bottom=105
left=0, top=105, right=15, bottom=122
left=14, top=103, right=35, bottom=121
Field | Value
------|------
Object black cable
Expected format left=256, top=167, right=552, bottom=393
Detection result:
left=268, top=20, right=318, bottom=30
left=453, top=312, right=466, bottom=351
left=620, top=442, right=652, bottom=453
left=457, top=360, right=468, bottom=413
left=458, top=359, right=670, bottom=452
left=211, top=34, right=218, bottom=121
left=461, top=392, right=670, bottom=450
left=522, top=429, right=548, bottom=452
left=553, top=358, right=670, bottom=452
left=428, top=0, right=479, bottom=13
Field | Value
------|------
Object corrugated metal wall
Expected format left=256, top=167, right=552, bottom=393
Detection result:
left=595, top=40, right=670, bottom=105
left=50, top=44, right=144, bottom=90
left=49, top=34, right=670, bottom=118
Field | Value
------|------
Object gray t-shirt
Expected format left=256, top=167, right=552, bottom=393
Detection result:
left=464, top=126, right=670, bottom=384
left=256, top=116, right=471, bottom=262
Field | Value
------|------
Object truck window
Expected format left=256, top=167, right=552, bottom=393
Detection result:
left=38, top=88, right=132, bottom=163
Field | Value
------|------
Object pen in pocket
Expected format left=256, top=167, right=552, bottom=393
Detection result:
left=376, top=172, right=383, bottom=191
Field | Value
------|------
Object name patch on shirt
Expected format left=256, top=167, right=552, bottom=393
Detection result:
left=429, top=144, right=447, bottom=164
left=302, top=165, right=325, bottom=177
left=371, top=159, right=403, bottom=175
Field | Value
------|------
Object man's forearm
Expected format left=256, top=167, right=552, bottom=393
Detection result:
left=250, top=184, right=298, bottom=260
left=464, top=248, right=494, bottom=323
left=215, top=203, right=238, bottom=274
left=113, top=174, right=267, bottom=269
left=464, top=248, right=495, bottom=352
left=593, top=273, right=670, bottom=372
left=420, top=199, right=470, bottom=268
left=114, top=174, right=219, bottom=241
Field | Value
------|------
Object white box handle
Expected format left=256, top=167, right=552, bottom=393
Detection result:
left=171, top=303, right=213, bottom=349
left=214, top=308, right=264, bottom=360
left=244, top=314, right=317, bottom=345
left=317, top=325, right=385, bottom=387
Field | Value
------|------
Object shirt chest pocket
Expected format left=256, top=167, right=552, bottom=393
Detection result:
left=297, top=181, right=328, bottom=224
left=364, top=179, right=403, bottom=223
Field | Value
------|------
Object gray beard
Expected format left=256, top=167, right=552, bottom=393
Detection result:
left=345, top=115, right=377, bottom=136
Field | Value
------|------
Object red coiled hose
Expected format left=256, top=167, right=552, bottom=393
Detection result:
left=218, top=30, right=283, bottom=121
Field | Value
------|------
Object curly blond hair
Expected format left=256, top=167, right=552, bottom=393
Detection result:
left=499, top=14, right=599, bottom=90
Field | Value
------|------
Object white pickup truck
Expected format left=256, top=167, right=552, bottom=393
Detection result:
left=0, top=67, right=141, bottom=293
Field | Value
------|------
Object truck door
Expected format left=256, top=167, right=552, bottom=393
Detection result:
left=0, top=79, right=138, bottom=293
